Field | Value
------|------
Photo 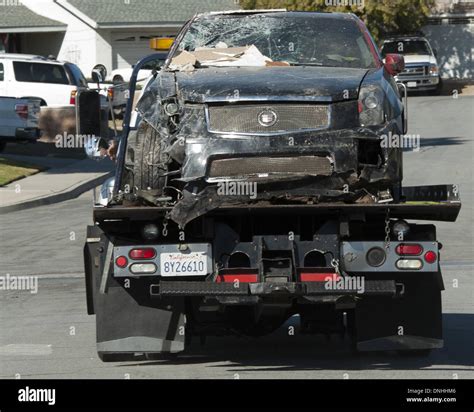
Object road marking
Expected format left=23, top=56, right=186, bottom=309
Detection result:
left=35, top=273, right=84, bottom=279
left=0, top=344, right=52, bottom=356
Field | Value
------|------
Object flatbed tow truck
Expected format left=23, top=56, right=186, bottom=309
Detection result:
left=81, top=11, right=461, bottom=361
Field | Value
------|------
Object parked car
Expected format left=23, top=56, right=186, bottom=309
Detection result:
left=0, top=96, right=41, bottom=152
left=106, top=54, right=167, bottom=84
left=99, top=52, right=168, bottom=117
left=380, top=35, right=441, bottom=94
left=0, top=54, right=89, bottom=107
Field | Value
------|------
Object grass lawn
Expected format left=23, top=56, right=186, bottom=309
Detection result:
left=0, top=157, right=44, bottom=186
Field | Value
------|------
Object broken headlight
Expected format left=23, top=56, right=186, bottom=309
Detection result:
left=358, top=84, right=385, bottom=126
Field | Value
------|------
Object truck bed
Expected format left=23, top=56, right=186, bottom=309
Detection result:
left=94, top=185, right=461, bottom=223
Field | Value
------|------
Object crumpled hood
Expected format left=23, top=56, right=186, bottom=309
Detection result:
left=174, top=66, right=370, bottom=103
left=403, top=54, right=437, bottom=65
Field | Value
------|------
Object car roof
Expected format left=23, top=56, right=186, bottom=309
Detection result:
left=383, top=36, right=429, bottom=42
left=0, top=53, right=63, bottom=64
left=196, top=10, right=357, bottom=21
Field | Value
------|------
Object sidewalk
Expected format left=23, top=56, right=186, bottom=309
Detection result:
left=0, top=157, right=114, bottom=213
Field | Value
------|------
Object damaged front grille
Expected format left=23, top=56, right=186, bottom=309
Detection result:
left=208, top=155, right=333, bottom=178
left=207, top=104, right=330, bottom=134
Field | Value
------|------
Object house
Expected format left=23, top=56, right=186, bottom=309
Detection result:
left=423, top=0, right=474, bottom=78
left=0, top=0, right=240, bottom=76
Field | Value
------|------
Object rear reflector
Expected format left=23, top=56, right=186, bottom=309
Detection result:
left=115, top=256, right=128, bottom=268
left=300, top=273, right=341, bottom=282
left=396, top=259, right=423, bottom=270
left=129, top=248, right=156, bottom=260
left=15, top=104, right=28, bottom=120
left=130, top=263, right=157, bottom=274
left=396, top=244, right=423, bottom=256
left=70, top=89, right=77, bottom=105
left=424, top=250, right=437, bottom=264
left=216, top=274, right=258, bottom=283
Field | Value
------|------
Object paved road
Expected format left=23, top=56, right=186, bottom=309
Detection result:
left=0, top=95, right=473, bottom=379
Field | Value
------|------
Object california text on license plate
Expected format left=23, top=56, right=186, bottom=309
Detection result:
left=160, top=252, right=208, bottom=276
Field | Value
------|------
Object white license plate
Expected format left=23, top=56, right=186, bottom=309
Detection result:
left=160, top=252, right=208, bottom=276
left=407, top=81, right=417, bottom=88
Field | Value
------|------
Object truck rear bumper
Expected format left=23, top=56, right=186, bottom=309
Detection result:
left=152, top=280, right=397, bottom=297
left=15, top=127, right=41, bottom=141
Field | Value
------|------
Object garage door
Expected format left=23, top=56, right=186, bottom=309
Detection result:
left=112, top=35, right=155, bottom=69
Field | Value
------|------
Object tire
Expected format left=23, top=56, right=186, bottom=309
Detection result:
left=113, top=75, right=124, bottom=84
left=113, top=106, right=124, bottom=119
left=429, top=79, right=442, bottom=96
left=0, top=141, right=6, bottom=152
left=133, top=121, right=168, bottom=192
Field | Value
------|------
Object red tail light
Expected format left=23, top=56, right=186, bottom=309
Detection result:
left=216, top=274, right=258, bottom=283
left=424, top=251, right=437, bottom=264
left=107, top=87, right=114, bottom=101
left=129, top=248, right=156, bottom=260
left=396, top=244, right=423, bottom=256
left=70, top=89, right=77, bottom=105
left=115, top=256, right=128, bottom=268
left=15, top=104, right=28, bottom=120
left=300, top=272, right=341, bottom=282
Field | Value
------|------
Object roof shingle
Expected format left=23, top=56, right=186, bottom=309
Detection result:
left=0, top=4, right=66, bottom=29
left=66, top=0, right=240, bottom=25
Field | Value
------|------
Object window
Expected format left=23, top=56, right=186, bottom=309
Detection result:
left=381, top=41, right=432, bottom=57
left=0, top=63, right=4, bottom=81
left=179, top=14, right=379, bottom=69
left=13, top=62, right=70, bottom=85
left=65, top=63, right=88, bottom=87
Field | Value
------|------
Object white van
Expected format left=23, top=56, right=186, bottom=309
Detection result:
left=0, top=54, right=89, bottom=107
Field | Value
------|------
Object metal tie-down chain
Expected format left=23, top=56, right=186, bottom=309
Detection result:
left=384, top=207, right=391, bottom=250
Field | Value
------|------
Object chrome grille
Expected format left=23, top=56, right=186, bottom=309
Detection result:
left=209, top=156, right=333, bottom=178
left=207, top=104, right=330, bottom=134
left=400, top=65, right=428, bottom=76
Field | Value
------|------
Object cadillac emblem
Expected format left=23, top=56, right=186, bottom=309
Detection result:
left=257, top=109, right=278, bottom=127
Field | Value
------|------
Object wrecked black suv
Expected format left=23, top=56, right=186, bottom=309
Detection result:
left=83, top=11, right=460, bottom=360
left=124, top=11, right=407, bottom=222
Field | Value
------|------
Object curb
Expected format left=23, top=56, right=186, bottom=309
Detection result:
left=0, top=171, right=113, bottom=214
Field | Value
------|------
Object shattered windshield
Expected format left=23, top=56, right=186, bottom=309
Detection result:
left=175, top=14, right=378, bottom=69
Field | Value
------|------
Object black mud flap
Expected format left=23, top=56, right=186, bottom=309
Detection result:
left=84, top=225, right=186, bottom=358
left=355, top=273, right=443, bottom=351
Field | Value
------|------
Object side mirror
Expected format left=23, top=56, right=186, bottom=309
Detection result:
left=91, top=64, right=107, bottom=84
left=91, top=69, right=103, bottom=84
left=384, top=53, right=405, bottom=76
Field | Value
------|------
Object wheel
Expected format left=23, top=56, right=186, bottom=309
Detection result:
left=0, top=141, right=6, bottom=152
left=132, top=121, right=168, bottom=192
left=113, top=105, right=125, bottom=119
left=429, top=79, right=442, bottom=96
left=113, top=75, right=124, bottom=84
